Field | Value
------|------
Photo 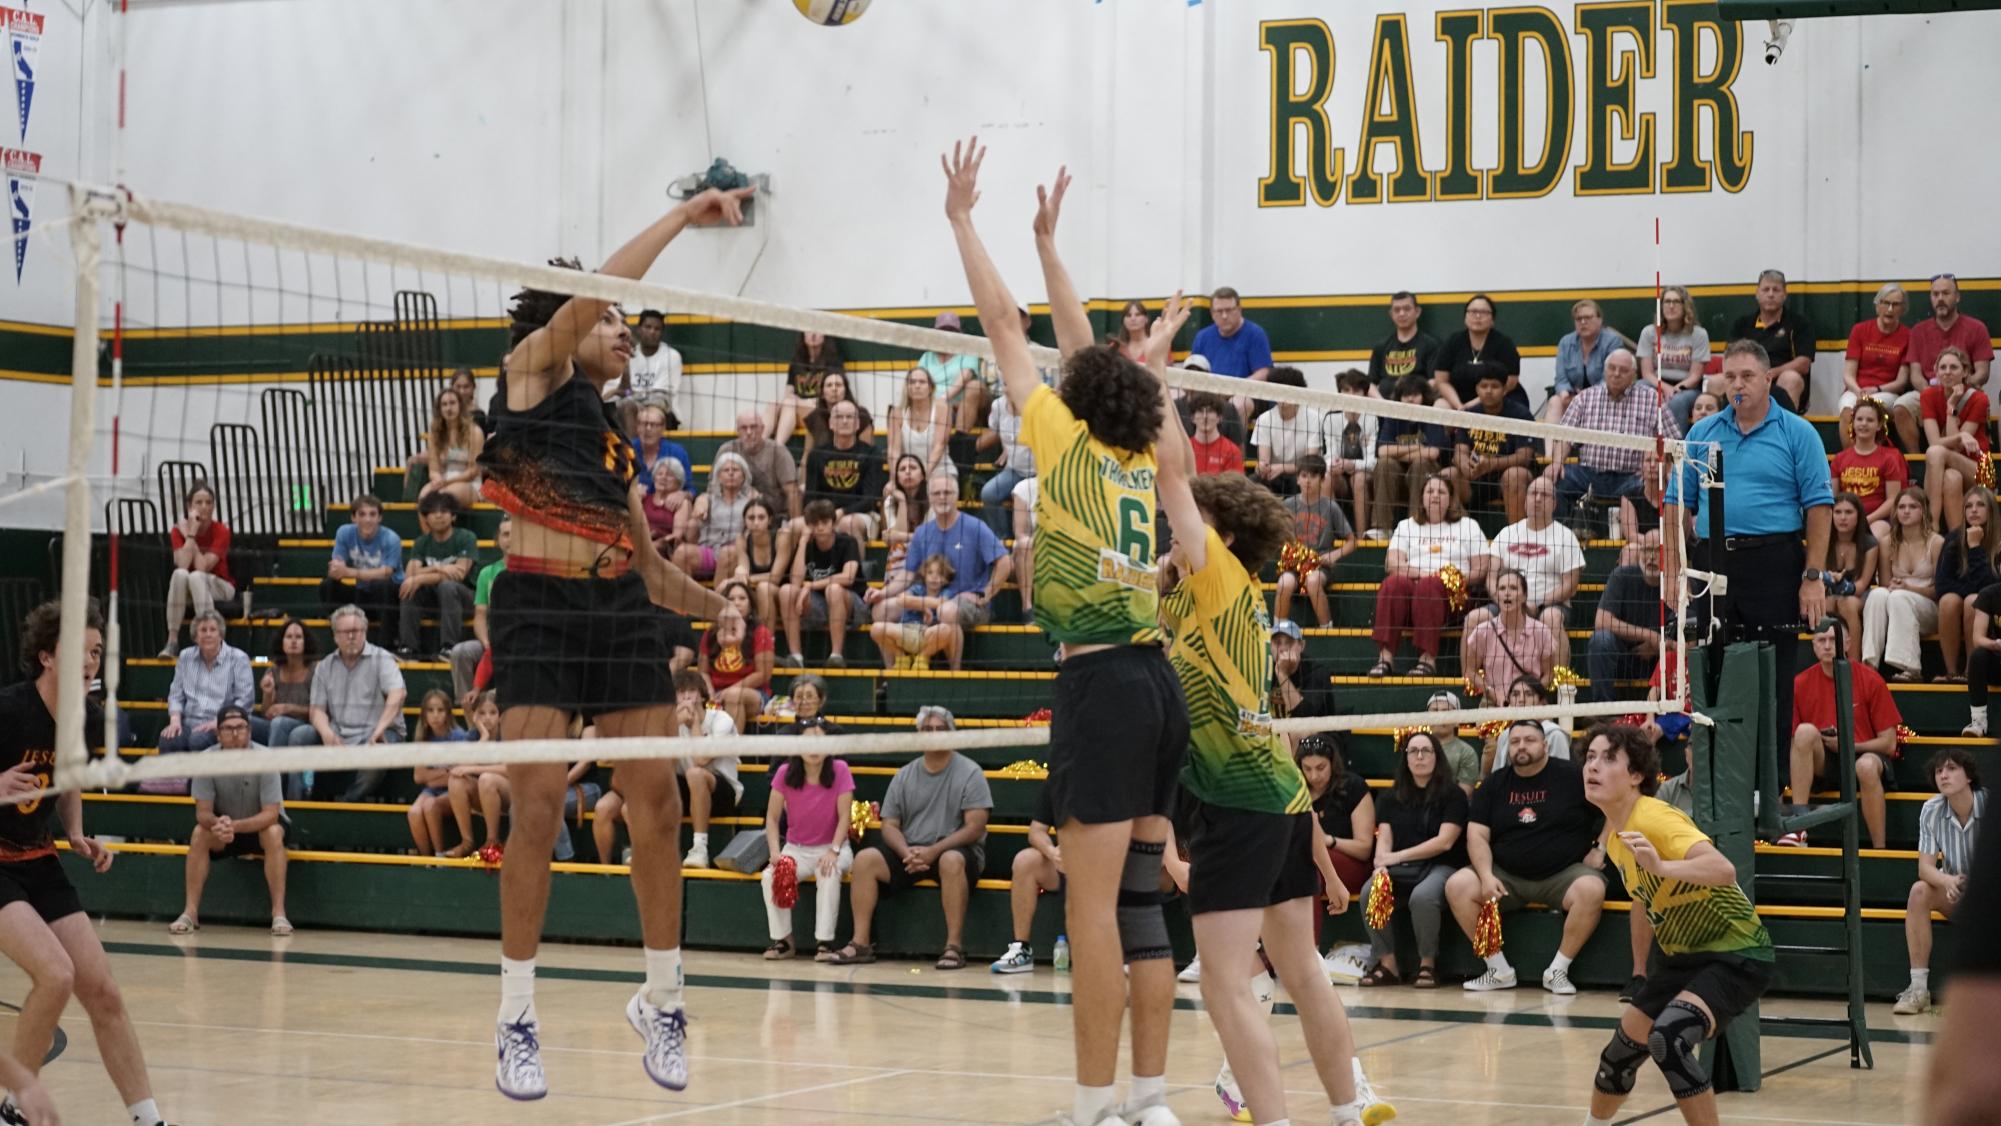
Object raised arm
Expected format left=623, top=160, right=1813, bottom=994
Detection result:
left=1147, top=294, right=1205, bottom=572
left=943, top=138, right=1042, bottom=414
left=1032, top=166, right=1095, bottom=358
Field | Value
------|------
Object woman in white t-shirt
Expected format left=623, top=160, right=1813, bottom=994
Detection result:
left=1641, top=286, right=1715, bottom=434
left=1370, top=474, right=1492, bottom=678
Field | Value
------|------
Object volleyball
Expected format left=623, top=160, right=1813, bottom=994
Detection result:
left=794, top=0, right=872, bottom=26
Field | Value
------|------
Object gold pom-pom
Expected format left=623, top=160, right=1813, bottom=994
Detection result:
left=1364, top=869, right=1395, bottom=930
left=1547, top=665, right=1586, bottom=693
left=1437, top=563, right=1469, bottom=614
left=1278, top=539, right=1321, bottom=582
left=997, top=759, right=1049, bottom=780
left=1391, top=725, right=1427, bottom=749
left=1895, top=724, right=1916, bottom=760
left=1979, top=455, right=1996, bottom=492
left=1473, top=899, right=1504, bottom=958
left=849, top=799, right=880, bottom=841
left=1478, top=719, right=1509, bottom=743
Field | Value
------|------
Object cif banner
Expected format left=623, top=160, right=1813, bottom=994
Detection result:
left=3, top=6, right=37, bottom=145
left=5, top=146, right=37, bottom=282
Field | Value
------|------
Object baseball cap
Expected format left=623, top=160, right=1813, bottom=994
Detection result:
left=1182, top=353, right=1212, bottom=373
left=215, top=704, right=252, bottom=726
left=1425, top=690, right=1461, bottom=710
left=1271, top=619, right=1304, bottom=642
left=933, top=311, right=962, bottom=331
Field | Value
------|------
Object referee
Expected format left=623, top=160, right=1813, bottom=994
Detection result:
left=1663, top=338, right=1833, bottom=768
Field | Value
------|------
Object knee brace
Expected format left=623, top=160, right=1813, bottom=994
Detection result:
left=1593, top=1029, right=1648, bottom=1095
left=1117, top=839, right=1171, bottom=962
left=1647, top=1000, right=1712, bottom=1099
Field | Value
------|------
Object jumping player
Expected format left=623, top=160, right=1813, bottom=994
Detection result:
left=1150, top=300, right=1394, bottom=1126
left=480, top=186, right=747, bottom=1100
left=0, top=600, right=166, bottom=1126
left=944, top=142, right=1188, bottom=1125
left=1579, top=724, right=1774, bottom=1126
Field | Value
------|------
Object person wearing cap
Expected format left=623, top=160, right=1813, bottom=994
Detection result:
left=169, top=704, right=290, bottom=938
left=1425, top=691, right=1483, bottom=794
left=918, top=311, right=992, bottom=433
left=828, top=707, right=992, bottom=970
left=1270, top=619, right=1334, bottom=729
left=1175, top=353, right=1247, bottom=449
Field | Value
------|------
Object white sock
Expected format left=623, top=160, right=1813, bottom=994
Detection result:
left=644, top=947, right=685, bottom=1010
left=1250, top=969, right=1276, bottom=1015
left=128, top=1098, right=161, bottom=1125
left=691, top=832, right=709, bottom=850
left=1485, top=952, right=1513, bottom=975
left=1128, top=1073, right=1166, bottom=1109
left=1258, top=1119, right=1293, bottom=1126
left=1584, top=1115, right=1615, bottom=1126
left=1911, top=968, right=1930, bottom=990
left=1548, top=952, right=1574, bottom=975
left=1073, top=1083, right=1118, bottom=1124
left=499, top=956, right=537, bottom=1025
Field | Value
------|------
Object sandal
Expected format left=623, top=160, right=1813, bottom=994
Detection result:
left=167, top=914, right=198, bottom=935
left=813, top=941, right=840, bottom=963
left=1358, top=964, right=1399, bottom=987
left=1409, top=659, right=1438, bottom=678
left=763, top=938, right=795, bottom=960
left=1891, top=668, right=1922, bottom=683
left=1411, top=966, right=1437, bottom=989
left=934, top=944, right=967, bottom=971
left=828, top=941, right=876, bottom=966
left=270, top=917, right=294, bottom=937
left=1366, top=661, right=1393, bottom=679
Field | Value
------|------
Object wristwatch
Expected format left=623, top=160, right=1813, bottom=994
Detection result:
left=1801, top=569, right=1822, bottom=582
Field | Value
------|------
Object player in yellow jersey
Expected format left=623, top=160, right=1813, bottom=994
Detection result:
left=944, top=139, right=1188, bottom=1126
left=1580, top=724, right=1775, bottom=1126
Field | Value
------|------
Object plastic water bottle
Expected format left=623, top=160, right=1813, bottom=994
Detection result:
left=1053, top=934, right=1070, bottom=972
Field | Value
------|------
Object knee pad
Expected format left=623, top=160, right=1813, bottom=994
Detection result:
left=1117, top=839, right=1171, bottom=962
left=1647, top=1000, right=1712, bottom=1099
left=1593, top=1029, right=1648, bottom=1095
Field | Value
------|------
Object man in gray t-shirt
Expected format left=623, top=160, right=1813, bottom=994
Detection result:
left=302, top=604, right=408, bottom=801
left=174, top=705, right=292, bottom=935
left=829, top=707, right=992, bottom=969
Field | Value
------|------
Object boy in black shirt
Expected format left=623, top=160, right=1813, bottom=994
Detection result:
left=780, top=500, right=866, bottom=668
left=1447, top=370, right=1537, bottom=524
left=1367, top=291, right=1440, bottom=399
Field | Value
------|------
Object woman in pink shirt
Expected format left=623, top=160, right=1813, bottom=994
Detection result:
left=760, top=742, right=856, bottom=962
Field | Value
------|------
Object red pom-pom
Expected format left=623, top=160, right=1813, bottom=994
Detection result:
left=477, top=841, right=504, bottom=868
left=771, top=855, right=799, bottom=910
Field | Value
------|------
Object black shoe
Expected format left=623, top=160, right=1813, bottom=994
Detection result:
left=1619, top=974, right=1645, bottom=1004
left=0, top=1097, right=27, bottom=1125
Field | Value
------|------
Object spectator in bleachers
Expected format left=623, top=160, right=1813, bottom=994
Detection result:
left=1543, top=299, right=1631, bottom=440
left=1862, top=489, right=1943, bottom=682
left=1832, top=399, right=1906, bottom=539
left=1011, top=476, right=1038, bottom=620
left=259, top=617, right=317, bottom=760
left=168, top=705, right=289, bottom=937
left=870, top=554, right=959, bottom=672
left=1369, top=473, right=1492, bottom=679
left=1273, top=455, right=1357, bottom=627
left=159, top=611, right=256, bottom=754
left=671, top=669, right=741, bottom=870
left=1449, top=719, right=1605, bottom=993
left=760, top=733, right=856, bottom=961
left=732, top=498, right=790, bottom=628
left=1895, top=748, right=1985, bottom=1014
left=768, top=330, right=845, bottom=446
left=1965, top=579, right=2001, bottom=736
left=674, top=450, right=750, bottom=583
left=1824, top=494, right=1878, bottom=660
left=1191, top=286, right=1274, bottom=425
left=881, top=453, right=929, bottom=565
left=415, top=387, right=485, bottom=508
left=1322, top=369, right=1378, bottom=538
left=1483, top=676, right=1573, bottom=772
left=1935, top=487, right=1997, bottom=683
left=299, top=604, right=407, bottom=802
left=801, top=399, right=885, bottom=546
left=451, top=367, right=489, bottom=435
left=870, top=472, right=1011, bottom=668
left=1369, top=375, right=1453, bottom=537
left=1462, top=569, right=1557, bottom=706
left=1549, top=348, right=1681, bottom=524
left=718, top=409, right=802, bottom=520
left=407, top=689, right=471, bottom=857
left=1896, top=274, right=1995, bottom=452
left=800, top=370, right=875, bottom=460
left=1732, top=269, right=1816, bottom=412
left=1425, top=691, right=1482, bottom=793
left=779, top=500, right=867, bottom=669
left=993, top=788, right=1061, bottom=974
left=1473, top=476, right=1584, bottom=668
left=1687, top=390, right=1722, bottom=427
left=891, top=366, right=955, bottom=480
left=606, top=309, right=682, bottom=434
left=1432, top=294, right=1525, bottom=413
left=1839, top=283, right=1913, bottom=449
left=1643, top=285, right=1714, bottom=434
left=829, top=707, right=993, bottom=969
left=1359, top=729, right=1468, bottom=989
left=1921, top=347, right=1992, bottom=531
left=1252, top=367, right=1322, bottom=496
left=1110, top=299, right=1151, bottom=364
left=1270, top=618, right=1334, bottom=725
left=319, top=493, right=402, bottom=646
left=976, top=382, right=1035, bottom=539
left=777, top=673, right=839, bottom=736
left=630, top=403, right=693, bottom=495
left=1298, top=734, right=1374, bottom=901
left=1787, top=620, right=1899, bottom=849
left=641, top=457, right=690, bottom=554
left=1187, top=392, right=1246, bottom=476
left=1445, top=369, right=1536, bottom=525
left=447, top=516, right=509, bottom=705
left=918, top=312, right=990, bottom=435
left=1588, top=533, right=1665, bottom=703
left=700, top=580, right=773, bottom=736
left=446, top=691, right=504, bottom=858
left=1367, top=291, right=1440, bottom=400
left=396, top=492, right=477, bottom=659
left=161, top=481, right=235, bottom=658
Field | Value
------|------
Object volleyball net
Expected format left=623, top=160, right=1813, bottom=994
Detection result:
left=23, top=183, right=1699, bottom=805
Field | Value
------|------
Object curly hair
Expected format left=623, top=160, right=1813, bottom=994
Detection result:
left=506, top=257, right=586, bottom=347
left=1580, top=723, right=1661, bottom=796
left=19, top=597, right=103, bottom=679
left=1188, top=473, right=1293, bottom=572
left=1058, top=344, right=1162, bottom=456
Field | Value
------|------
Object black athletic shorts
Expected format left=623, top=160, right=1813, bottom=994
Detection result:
left=0, top=855, right=83, bottom=924
left=1185, top=802, right=1319, bottom=916
left=489, top=569, right=674, bottom=718
left=877, top=844, right=983, bottom=897
left=1047, top=645, right=1189, bottom=826
left=1630, top=946, right=1774, bottom=1026
left=676, top=772, right=739, bottom=819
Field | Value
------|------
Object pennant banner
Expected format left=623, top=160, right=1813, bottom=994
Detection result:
left=5, top=145, right=39, bottom=282
left=3, top=7, right=39, bottom=145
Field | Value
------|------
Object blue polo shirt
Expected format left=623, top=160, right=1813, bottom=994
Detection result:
left=904, top=513, right=1008, bottom=598
left=1190, top=320, right=1274, bottom=379
left=1667, top=404, right=1832, bottom=537
left=631, top=437, right=693, bottom=492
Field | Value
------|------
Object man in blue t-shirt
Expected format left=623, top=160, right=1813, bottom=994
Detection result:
left=869, top=472, right=1012, bottom=637
left=319, top=493, right=405, bottom=645
left=1190, top=286, right=1273, bottom=432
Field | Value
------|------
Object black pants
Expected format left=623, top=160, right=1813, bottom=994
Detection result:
left=321, top=577, right=399, bottom=643
left=1690, top=537, right=1804, bottom=756
left=1971, top=647, right=2000, bottom=707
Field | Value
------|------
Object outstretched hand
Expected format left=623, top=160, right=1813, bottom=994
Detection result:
left=941, top=136, right=985, bottom=221
left=1032, top=166, right=1071, bottom=240
left=684, top=186, right=756, bottom=227
left=1147, top=290, right=1190, bottom=369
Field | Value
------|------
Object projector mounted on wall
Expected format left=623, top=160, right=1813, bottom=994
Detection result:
left=670, top=158, right=770, bottom=226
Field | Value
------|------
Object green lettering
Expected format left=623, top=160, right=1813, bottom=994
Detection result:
left=1258, top=20, right=1345, bottom=208
left=1488, top=7, right=1575, bottom=199
left=1348, top=14, right=1432, bottom=204
left=1662, top=0, right=1753, bottom=193
left=1433, top=10, right=1485, bottom=201
left=1575, top=2, right=1657, bottom=196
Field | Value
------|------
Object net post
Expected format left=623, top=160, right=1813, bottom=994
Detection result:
left=55, top=187, right=109, bottom=791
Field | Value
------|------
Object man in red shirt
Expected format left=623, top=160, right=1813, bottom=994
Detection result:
left=1187, top=392, right=1246, bottom=476
left=1894, top=273, right=1995, bottom=450
left=1839, top=283, right=1911, bottom=449
left=1788, top=620, right=1899, bottom=849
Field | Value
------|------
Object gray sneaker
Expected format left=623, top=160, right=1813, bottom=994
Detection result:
left=1892, top=985, right=1931, bottom=1015
left=1462, top=966, right=1518, bottom=991
left=990, top=942, right=1034, bottom=974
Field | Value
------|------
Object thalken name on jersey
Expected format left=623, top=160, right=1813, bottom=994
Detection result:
left=1096, top=456, right=1155, bottom=492
left=1235, top=706, right=1274, bottom=740
left=1097, top=547, right=1157, bottom=592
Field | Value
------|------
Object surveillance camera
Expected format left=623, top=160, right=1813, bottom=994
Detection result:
left=1763, top=19, right=1794, bottom=65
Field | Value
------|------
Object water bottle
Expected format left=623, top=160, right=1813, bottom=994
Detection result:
left=1053, top=934, right=1070, bottom=972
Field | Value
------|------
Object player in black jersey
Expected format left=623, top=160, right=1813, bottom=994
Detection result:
left=480, top=186, right=752, bottom=1102
left=0, top=600, right=168, bottom=1126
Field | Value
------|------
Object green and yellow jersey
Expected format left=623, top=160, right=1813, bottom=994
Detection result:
left=1607, top=797, right=1774, bottom=961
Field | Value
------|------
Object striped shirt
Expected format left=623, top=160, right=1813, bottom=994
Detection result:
left=1559, top=382, right=1681, bottom=474
left=1918, top=789, right=1986, bottom=877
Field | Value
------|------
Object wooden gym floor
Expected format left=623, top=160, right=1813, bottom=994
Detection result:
left=1, top=919, right=1933, bottom=1124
